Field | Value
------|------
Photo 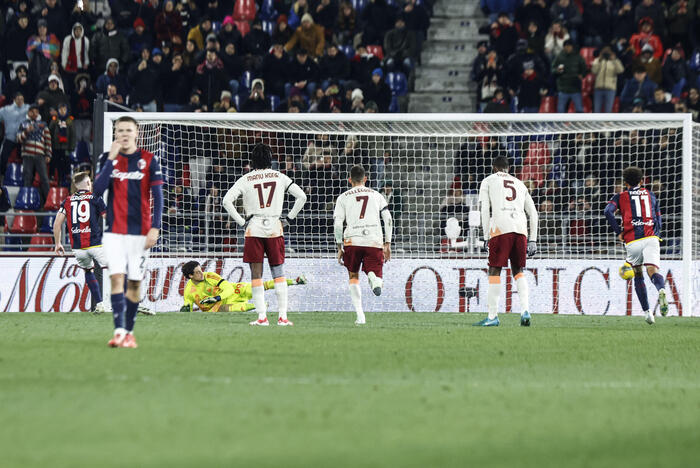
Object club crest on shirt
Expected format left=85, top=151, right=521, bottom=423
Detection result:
left=137, top=158, right=146, bottom=170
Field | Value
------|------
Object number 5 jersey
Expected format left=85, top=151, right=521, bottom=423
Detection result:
left=58, top=190, right=107, bottom=249
left=478, top=171, right=538, bottom=241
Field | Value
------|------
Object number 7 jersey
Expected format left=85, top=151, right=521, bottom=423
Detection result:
left=58, top=190, right=107, bottom=249
left=479, top=171, right=538, bottom=241
left=334, top=186, right=389, bottom=248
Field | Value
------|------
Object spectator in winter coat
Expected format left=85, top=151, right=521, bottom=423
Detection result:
left=620, top=66, right=657, bottom=110
left=591, top=46, right=624, bottom=112
left=128, top=48, right=161, bottom=111
left=4, top=14, right=33, bottom=65
left=544, top=20, right=569, bottom=62
left=314, top=0, right=339, bottom=33
left=39, top=0, right=69, bottom=39
left=552, top=40, right=587, bottom=112
left=667, top=0, right=691, bottom=54
left=287, top=48, right=320, bottom=97
left=221, top=42, right=244, bottom=95
left=685, top=87, right=700, bottom=121
left=662, top=46, right=689, bottom=96
left=612, top=0, right=636, bottom=43
left=475, top=49, right=503, bottom=111
left=272, top=15, right=293, bottom=47
left=61, top=23, right=90, bottom=91
left=516, top=62, right=547, bottom=112
left=243, top=19, right=272, bottom=68
left=241, top=79, right=271, bottom=112
left=515, top=0, right=550, bottom=32
left=162, top=54, right=192, bottom=110
left=483, top=88, right=511, bottom=113
left=320, top=43, right=351, bottom=87
left=582, top=0, right=612, bottom=47
left=96, top=58, right=130, bottom=96
left=361, top=0, right=395, bottom=46
left=550, top=0, right=582, bottom=43
left=262, top=44, right=290, bottom=98
left=17, top=104, right=52, bottom=204
left=481, top=13, right=519, bottom=60
left=288, top=0, right=310, bottom=30
left=646, top=88, right=675, bottom=113
left=48, top=102, right=74, bottom=186
left=37, top=75, right=69, bottom=121
left=155, top=0, right=185, bottom=52
left=350, top=44, right=382, bottom=84
left=193, top=49, right=229, bottom=112
left=632, top=44, right=662, bottom=84
left=70, top=74, right=94, bottom=146
left=130, top=18, right=155, bottom=61
left=26, top=19, right=61, bottom=63
left=504, top=39, right=548, bottom=95
left=335, top=1, right=357, bottom=46
left=362, top=68, right=391, bottom=113
left=187, top=16, right=213, bottom=51
left=0, top=92, right=30, bottom=175
left=383, top=16, right=417, bottom=76
left=218, top=16, right=243, bottom=51
left=3, top=65, right=38, bottom=103
left=285, top=13, right=325, bottom=58
left=524, top=21, right=546, bottom=59
left=629, top=17, right=664, bottom=59
left=634, top=0, right=666, bottom=39
left=481, top=0, right=520, bottom=17
left=90, top=17, right=130, bottom=75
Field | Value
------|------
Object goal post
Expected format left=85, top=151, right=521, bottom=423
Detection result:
left=102, top=112, right=698, bottom=316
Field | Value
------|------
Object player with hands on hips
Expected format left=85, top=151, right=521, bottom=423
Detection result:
left=222, top=143, right=307, bottom=326
left=475, top=156, right=538, bottom=327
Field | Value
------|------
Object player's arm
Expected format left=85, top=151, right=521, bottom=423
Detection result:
left=286, top=182, right=307, bottom=220
left=524, top=190, right=538, bottom=256
left=333, top=197, right=345, bottom=264
left=478, top=179, right=491, bottom=243
left=53, top=210, right=66, bottom=255
left=180, top=287, right=194, bottom=312
left=653, top=195, right=662, bottom=233
left=222, top=183, right=246, bottom=227
left=604, top=195, right=622, bottom=236
left=93, top=152, right=112, bottom=196
left=381, top=205, right=393, bottom=261
left=145, top=156, right=164, bottom=249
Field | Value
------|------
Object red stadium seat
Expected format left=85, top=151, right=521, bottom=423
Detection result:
left=365, top=45, right=384, bottom=61
left=518, top=142, right=550, bottom=188
left=234, top=20, right=251, bottom=37
left=539, top=96, right=556, bottom=113
left=10, top=211, right=37, bottom=234
left=44, top=186, right=69, bottom=211
left=233, top=0, right=257, bottom=21
left=579, top=47, right=595, bottom=68
left=28, top=235, right=53, bottom=252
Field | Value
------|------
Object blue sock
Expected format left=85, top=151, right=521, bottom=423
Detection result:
left=634, top=276, right=650, bottom=311
left=111, top=293, right=126, bottom=330
left=651, top=273, right=665, bottom=291
left=125, top=298, right=139, bottom=332
left=85, top=271, right=102, bottom=303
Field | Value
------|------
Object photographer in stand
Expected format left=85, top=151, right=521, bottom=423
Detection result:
left=591, top=45, right=624, bottom=113
left=241, top=78, right=271, bottom=112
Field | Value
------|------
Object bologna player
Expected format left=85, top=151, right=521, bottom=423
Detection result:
left=179, top=261, right=307, bottom=312
left=476, top=156, right=538, bottom=327
left=334, top=165, right=393, bottom=325
left=604, top=166, right=668, bottom=324
left=53, top=172, right=107, bottom=313
left=94, top=116, right=163, bottom=348
left=222, top=143, right=307, bottom=326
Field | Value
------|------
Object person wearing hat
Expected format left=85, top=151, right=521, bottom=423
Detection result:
left=4, top=65, right=38, bottom=103
left=17, top=103, right=52, bottom=204
left=96, top=58, right=129, bottom=97
left=620, top=65, right=657, bottom=111
left=49, top=102, right=74, bottom=187
left=36, top=74, right=69, bottom=121
left=0, top=92, right=30, bottom=175
left=504, top=38, right=547, bottom=96
left=129, top=17, right=155, bottom=60
left=551, top=39, right=587, bottom=112
left=515, top=60, right=547, bottom=113
left=61, top=23, right=90, bottom=79
left=286, top=47, right=320, bottom=97
left=630, top=17, right=663, bottom=59
left=218, top=16, right=242, bottom=51
left=479, top=12, right=518, bottom=60
left=632, top=42, right=662, bottom=84
left=26, top=18, right=61, bottom=63
left=90, top=17, right=130, bottom=73
left=187, top=16, right=213, bottom=51
left=285, top=13, right=325, bottom=58
left=383, top=16, right=417, bottom=76
left=272, top=14, right=293, bottom=47
left=155, top=0, right=184, bottom=51
left=362, top=68, right=391, bottom=112
left=288, top=0, right=311, bottom=30
left=151, top=47, right=167, bottom=75
left=241, top=78, right=271, bottom=112
left=351, top=87, right=365, bottom=112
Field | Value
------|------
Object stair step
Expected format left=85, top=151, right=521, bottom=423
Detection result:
left=416, top=66, right=472, bottom=79
left=433, top=1, right=484, bottom=17
left=415, top=76, right=476, bottom=92
left=408, top=92, right=477, bottom=113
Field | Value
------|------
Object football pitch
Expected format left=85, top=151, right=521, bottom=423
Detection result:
left=1, top=312, right=699, bottom=468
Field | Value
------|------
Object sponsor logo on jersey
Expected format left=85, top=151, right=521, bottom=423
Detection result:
left=631, top=219, right=655, bottom=226
left=71, top=226, right=92, bottom=233
left=137, top=158, right=146, bottom=170
left=111, top=169, right=145, bottom=181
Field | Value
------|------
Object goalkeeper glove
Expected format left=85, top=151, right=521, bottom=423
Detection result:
left=179, top=304, right=192, bottom=312
left=527, top=241, right=537, bottom=257
left=200, top=296, right=221, bottom=305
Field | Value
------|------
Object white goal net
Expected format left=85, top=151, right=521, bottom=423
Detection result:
left=103, top=113, right=698, bottom=316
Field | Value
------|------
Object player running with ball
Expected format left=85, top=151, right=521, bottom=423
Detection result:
left=476, top=156, right=538, bottom=327
left=223, top=143, right=307, bottom=326
left=604, top=166, right=668, bottom=324
left=334, top=165, right=393, bottom=325
left=94, top=116, right=163, bottom=348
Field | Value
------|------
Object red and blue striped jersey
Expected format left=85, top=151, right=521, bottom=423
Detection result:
left=608, top=186, right=661, bottom=243
left=58, top=190, right=106, bottom=249
left=100, top=149, right=163, bottom=235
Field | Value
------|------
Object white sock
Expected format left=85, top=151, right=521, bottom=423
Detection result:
left=275, top=278, right=288, bottom=320
left=349, top=281, right=364, bottom=322
left=252, top=285, right=267, bottom=320
left=487, top=276, right=500, bottom=320
left=515, top=274, right=529, bottom=313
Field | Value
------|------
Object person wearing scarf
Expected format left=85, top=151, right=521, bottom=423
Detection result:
left=61, top=23, right=90, bottom=93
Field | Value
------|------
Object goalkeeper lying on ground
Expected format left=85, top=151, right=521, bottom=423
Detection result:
left=180, top=261, right=307, bottom=312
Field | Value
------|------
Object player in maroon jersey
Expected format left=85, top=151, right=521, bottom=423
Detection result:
left=604, top=166, right=668, bottom=323
left=53, top=172, right=107, bottom=313
left=94, top=116, right=163, bottom=348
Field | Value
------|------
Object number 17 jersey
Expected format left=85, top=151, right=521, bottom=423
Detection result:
left=226, top=168, right=294, bottom=238
left=58, top=190, right=107, bottom=249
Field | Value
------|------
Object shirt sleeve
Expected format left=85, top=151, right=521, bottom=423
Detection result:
left=149, top=155, right=164, bottom=186
left=478, top=179, right=491, bottom=241
left=333, top=196, right=345, bottom=245
left=94, top=196, right=107, bottom=216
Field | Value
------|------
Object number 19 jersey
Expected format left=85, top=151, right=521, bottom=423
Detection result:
left=227, top=168, right=294, bottom=238
left=334, top=186, right=388, bottom=248
left=479, top=171, right=537, bottom=240
left=58, top=190, right=107, bottom=249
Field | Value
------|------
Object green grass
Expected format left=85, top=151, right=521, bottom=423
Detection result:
left=1, top=312, right=699, bottom=468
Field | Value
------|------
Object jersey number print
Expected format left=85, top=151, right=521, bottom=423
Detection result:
left=71, top=200, right=90, bottom=224
left=631, top=193, right=651, bottom=218
left=356, top=196, right=369, bottom=219
left=503, top=180, right=516, bottom=201
left=254, top=182, right=277, bottom=208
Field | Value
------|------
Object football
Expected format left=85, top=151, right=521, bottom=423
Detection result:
left=619, top=262, right=635, bottom=280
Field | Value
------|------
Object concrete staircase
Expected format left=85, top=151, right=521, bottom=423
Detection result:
left=408, top=0, right=488, bottom=112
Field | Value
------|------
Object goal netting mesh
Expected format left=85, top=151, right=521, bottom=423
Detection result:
left=104, top=114, right=698, bottom=316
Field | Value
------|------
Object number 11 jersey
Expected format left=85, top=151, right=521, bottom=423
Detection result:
left=58, top=190, right=107, bottom=249
left=608, top=186, right=661, bottom=244
left=227, top=168, right=295, bottom=238
left=334, top=186, right=388, bottom=248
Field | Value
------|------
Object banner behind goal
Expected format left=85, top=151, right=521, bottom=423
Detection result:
left=102, top=114, right=698, bottom=315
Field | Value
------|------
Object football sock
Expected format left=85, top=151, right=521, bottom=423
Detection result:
left=634, top=276, right=650, bottom=312
left=125, top=298, right=138, bottom=332
left=251, top=279, right=266, bottom=320
left=349, top=279, right=364, bottom=321
left=487, top=276, right=500, bottom=320
left=85, top=271, right=102, bottom=303
left=111, top=293, right=126, bottom=330
left=650, top=273, right=665, bottom=292
left=274, top=277, right=288, bottom=320
left=514, top=273, right=529, bottom=312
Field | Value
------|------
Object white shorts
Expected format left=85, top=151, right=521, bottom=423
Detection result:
left=73, top=246, right=108, bottom=270
left=103, top=232, right=149, bottom=281
left=625, top=236, right=661, bottom=268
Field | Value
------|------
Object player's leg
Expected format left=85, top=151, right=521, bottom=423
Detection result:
left=103, top=233, right=128, bottom=346
left=344, top=246, right=365, bottom=324
left=120, top=235, right=150, bottom=347
left=474, top=235, right=508, bottom=326
left=362, top=247, right=384, bottom=297
left=627, top=241, right=653, bottom=324
left=74, top=250, right=103, bottom=313
left=644, top=238, right=667, bottom=316
left=267, top=236, right=292, bottom=326
left=510, top=235, right=530, bottom=327
left=244, top=237, right=268, bottom=325
left=221, top=301, right=256, bottom=312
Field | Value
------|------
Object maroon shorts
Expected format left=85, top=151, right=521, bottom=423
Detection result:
left=243, top=236, right=285, bottom=265
left=488, top=233, right=527, bottom=269
left=343, top=246, right=383, bottom=277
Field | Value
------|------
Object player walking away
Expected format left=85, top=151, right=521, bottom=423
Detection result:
left=604, top=166, right=667, bottom=324
left=476, top=156, right=538, bottom=327
left=222, top=143, right=307, bottom=326
left=53, top=172, right=107, bottom=313
left=334, top=165, right=393, bottom=325
left=93, top=116, right=163, bottom=348
left=179, top=261, right=308, bottom=312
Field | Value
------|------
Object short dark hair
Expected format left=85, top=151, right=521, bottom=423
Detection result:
left=493, top=156, right=509, bottom=171
left=350, top=165, right=365, bottom=182
left=250, top=143, right=272, bottom=169
left=115, top=115, right=138, bottom=129
left=623, top=166, right=643, bottom=187
left=181, top=261, right=200, bottom=279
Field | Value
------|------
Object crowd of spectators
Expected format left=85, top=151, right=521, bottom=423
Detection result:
left=473, top=0, right=700, bottom=120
